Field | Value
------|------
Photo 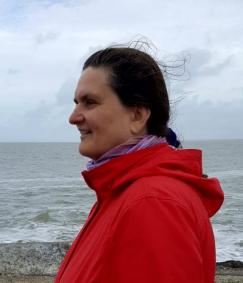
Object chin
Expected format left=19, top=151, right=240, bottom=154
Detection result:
left=79, top=143, right=87, bottom=156
left=79, top=144, right=98, bottom=160
left=79, top=145, right=89, bottom=157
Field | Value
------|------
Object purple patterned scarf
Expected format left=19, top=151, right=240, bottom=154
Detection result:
left=86, top=135, right=166, bottom=171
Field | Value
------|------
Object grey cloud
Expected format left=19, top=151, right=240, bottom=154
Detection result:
left=15, top=78, right=78, bottom=142
left=23, top=101, right=52, bottom=123
left=182, top=49, right=233, bottom=79
left=7, top=68, right=20, bottom=75
left=34, top=32, right=59, bottom=44
left=6, top=100, right=75, bottom=142
left=55, top=78, right=77, bottom=105
left=22, top=77, right=77, bottom=122
left=0, top=77, right=77, bottom=142
left=173, top=96, right=243, bottom=140
left=184, top=49, right=212, bottom=76
left=200, top=56, right=233, bottom=77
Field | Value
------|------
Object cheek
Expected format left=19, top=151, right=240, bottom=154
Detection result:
left=87, top=107, right=132, bottom=138
left=89, top=109, right=114, bottom=130
left=85, top=110, right=103, bottom=128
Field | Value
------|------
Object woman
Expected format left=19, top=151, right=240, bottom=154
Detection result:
left=54, top=46, right=224, bottom=283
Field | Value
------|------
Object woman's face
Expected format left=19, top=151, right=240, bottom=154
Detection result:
left=69, top=67, right=139, bottom=160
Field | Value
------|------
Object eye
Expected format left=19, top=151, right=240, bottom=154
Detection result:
left=86, top=98, right=96, bottom=105
left=84, top=98, right=97, bottom=107
left=74, top=98, right=78, bottom=104
left=74, top=95, right=99, bottom=107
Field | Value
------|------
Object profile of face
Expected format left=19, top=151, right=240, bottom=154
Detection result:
left=69, top=67, right=150, bottom=160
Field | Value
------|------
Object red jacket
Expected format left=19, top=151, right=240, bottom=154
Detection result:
left=55, top=144, right=224, bottom=283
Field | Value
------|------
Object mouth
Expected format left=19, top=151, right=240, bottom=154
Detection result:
left=78, top=128, right=92, bottom=138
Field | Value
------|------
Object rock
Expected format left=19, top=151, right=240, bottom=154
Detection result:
left=0, top=242, right=70, bottom=276
left=217, top=261, right=243, bottom=269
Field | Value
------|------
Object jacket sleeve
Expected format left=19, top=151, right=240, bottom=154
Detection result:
left=100, top=196, right=204, bottom=283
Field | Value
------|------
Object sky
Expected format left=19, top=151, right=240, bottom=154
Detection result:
left=0, top=0, right=242, bottom=141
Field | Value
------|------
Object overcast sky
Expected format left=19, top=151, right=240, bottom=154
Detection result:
left=0, top=0, right=242, bottom=141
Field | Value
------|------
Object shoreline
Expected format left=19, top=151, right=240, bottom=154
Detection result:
left=0, top=242, right=242, bottom=283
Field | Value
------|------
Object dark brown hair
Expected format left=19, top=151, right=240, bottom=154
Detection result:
left=83, top=47, right=170, bottom=137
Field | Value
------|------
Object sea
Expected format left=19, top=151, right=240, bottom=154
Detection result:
left=0, top=140, right=242, bottom=262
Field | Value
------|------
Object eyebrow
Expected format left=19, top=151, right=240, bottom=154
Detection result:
left=73, top=93, right=100, bottom=104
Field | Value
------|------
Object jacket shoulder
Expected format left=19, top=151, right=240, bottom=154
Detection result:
left=123, top=176, right=198, bottom=205
left=119, top=175, right=209, bottom=225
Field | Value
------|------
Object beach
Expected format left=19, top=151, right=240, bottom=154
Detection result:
left=0, top=242, right=242, bottom=283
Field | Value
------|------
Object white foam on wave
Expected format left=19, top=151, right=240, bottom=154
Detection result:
left=0, top=221, right=242, bottom=262
left=0, top=223, right=82, bottom=243
left=213, top=224, right=243, bottom=261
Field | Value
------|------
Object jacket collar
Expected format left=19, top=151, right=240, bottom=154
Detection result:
left=81, top=143, right=224, bottom=217
left=82, top=144, right=201, bottom=198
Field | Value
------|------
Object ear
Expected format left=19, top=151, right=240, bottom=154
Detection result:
left=130, top=106, right=151, bottom=135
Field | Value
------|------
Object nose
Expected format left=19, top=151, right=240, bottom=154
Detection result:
left=69, top=105, right=84, bottom=125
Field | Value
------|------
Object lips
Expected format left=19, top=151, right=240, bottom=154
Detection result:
left=78, top=128, right=92, bottom=137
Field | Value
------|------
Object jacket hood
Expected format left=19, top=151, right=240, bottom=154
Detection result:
left=82, top=144, right=224, bottom=217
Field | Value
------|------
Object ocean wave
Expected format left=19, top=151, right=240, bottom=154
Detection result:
left=0, top=176, right=82, bottom=184
left=209, top=169, right=243, bottom=178
left=32, top=211, right=52, bottom=223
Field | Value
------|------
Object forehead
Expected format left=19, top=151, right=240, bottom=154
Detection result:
left=75, top=67, right=110, bottom=97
